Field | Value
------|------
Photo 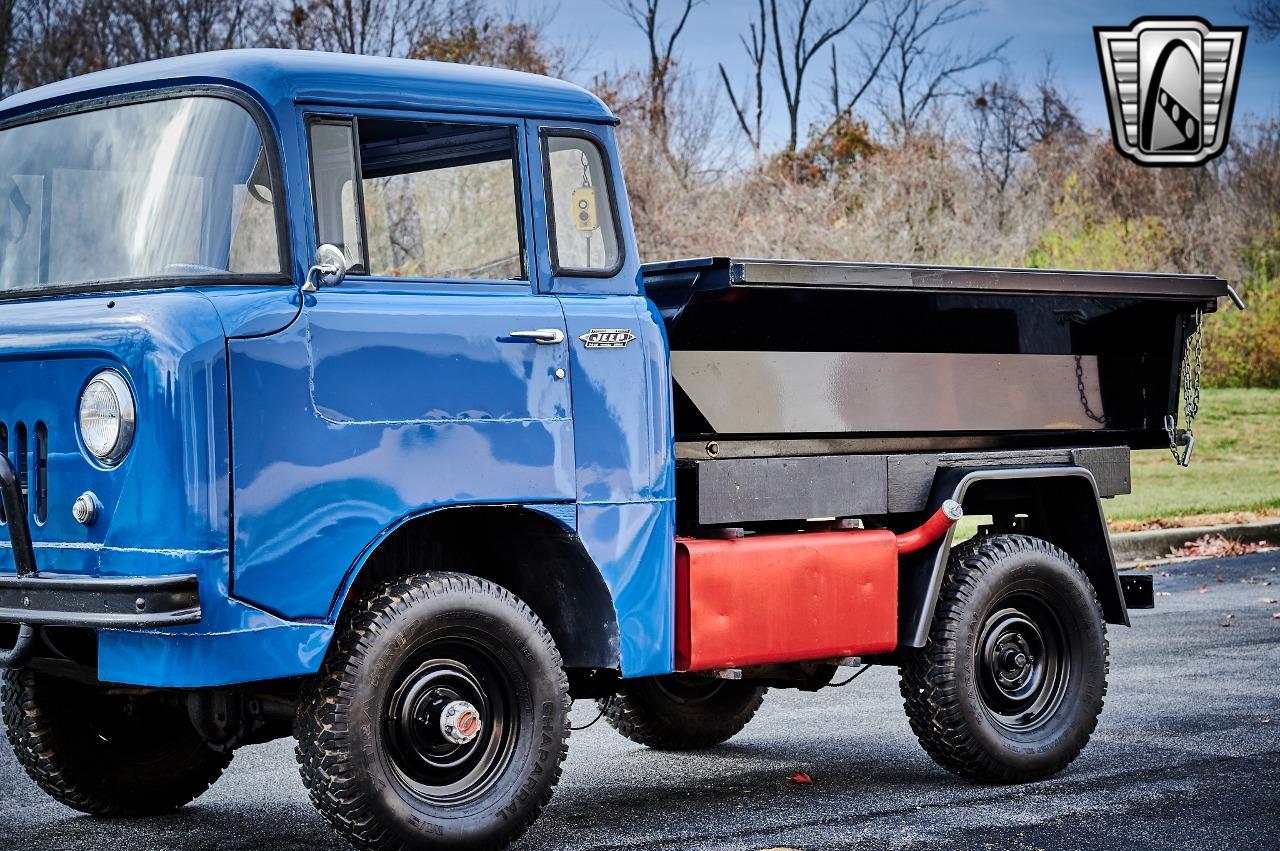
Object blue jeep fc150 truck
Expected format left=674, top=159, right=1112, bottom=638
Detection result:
left=0, top=50, right=1230, bottom=850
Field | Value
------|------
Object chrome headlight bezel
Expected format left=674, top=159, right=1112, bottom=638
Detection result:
left=77, top=369, right=136, bottom=467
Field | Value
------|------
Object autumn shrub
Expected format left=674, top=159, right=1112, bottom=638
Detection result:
left=1025, top=173, right=1171, bottom=272
left=1203, top=233, right=1280, bottom=387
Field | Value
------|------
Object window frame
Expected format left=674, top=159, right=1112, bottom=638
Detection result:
left=0, top=85, right=293, bottom=301
left=306, top=111, right=531, bottom=285
left=539, top=127, right=625, bottom=279
left=305, top=114, right=370, bottom=275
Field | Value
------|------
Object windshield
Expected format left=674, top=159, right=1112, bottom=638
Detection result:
left=0, top=95, right=283, bottom=294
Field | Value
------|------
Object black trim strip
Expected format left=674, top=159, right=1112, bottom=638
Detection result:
left=0, top=573, right=202, bottom=628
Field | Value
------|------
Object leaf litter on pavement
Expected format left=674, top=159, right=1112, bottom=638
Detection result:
left=1168, top=534, right=1274, bottom=559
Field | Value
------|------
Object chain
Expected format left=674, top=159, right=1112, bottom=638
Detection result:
left=1074, top=355, right=1109, bottom=425
left=1164, top=308, right=1204, bottom=467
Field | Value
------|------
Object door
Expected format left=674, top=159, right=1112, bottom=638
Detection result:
left=228, top=111, right=575, bottom=617
left=304, top=114, right=571, bottom=431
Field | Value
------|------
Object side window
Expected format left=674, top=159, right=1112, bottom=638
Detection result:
left=359, top=119, right=524, bottom=280
left=308, top=116, right=525, bottom=281
left=308, top=120, right=365, bottom=271
left=543, top=133, right=620, bottom=274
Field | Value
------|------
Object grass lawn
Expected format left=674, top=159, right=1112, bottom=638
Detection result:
left=1106, top=388, right=1280, bottom=522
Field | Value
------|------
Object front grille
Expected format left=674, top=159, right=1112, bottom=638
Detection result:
left=0, top=420, right=48, bottom=526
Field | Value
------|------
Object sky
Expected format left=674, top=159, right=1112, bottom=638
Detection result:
left=537, top=0, right=1279, bottom=150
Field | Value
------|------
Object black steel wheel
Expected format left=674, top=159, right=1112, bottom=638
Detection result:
left=296, top=572, right=570, bottom=851
left=382, top=639, right=519, bottom=807
left=599, top=674, right=766, bottom=750
left=974, top=592, right=1070, bottom=732
left=1, top=668, right=232, bottom=816
left=900, top=534, right=1108, bottom=783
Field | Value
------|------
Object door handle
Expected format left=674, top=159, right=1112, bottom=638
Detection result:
left=509, top=329, right=565, bottom=345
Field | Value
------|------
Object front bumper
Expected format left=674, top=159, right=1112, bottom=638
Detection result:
left=0, top=573, right=201, bottom=628
left=0, top=454, right=202, bottom=668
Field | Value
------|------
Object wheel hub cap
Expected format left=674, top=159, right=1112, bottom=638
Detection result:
left=440, top=699, right=482, bottom=744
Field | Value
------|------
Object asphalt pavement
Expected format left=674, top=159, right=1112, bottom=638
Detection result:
left=2, top=551, right=1277, bottom=850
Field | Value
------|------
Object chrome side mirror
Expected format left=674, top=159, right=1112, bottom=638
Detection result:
left=302, top=243, right=348, bottom=293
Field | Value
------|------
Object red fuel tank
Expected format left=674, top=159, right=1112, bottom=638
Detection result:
left=675, top=529, right=899, bottom=672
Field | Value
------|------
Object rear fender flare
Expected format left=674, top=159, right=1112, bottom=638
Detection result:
left=900, top=466, right=1126, bottom=648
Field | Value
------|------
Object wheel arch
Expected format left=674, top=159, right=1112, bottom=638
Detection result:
left=327, top=504, right=621, bottom=671
left=900, top=466, right=1126, bottom=648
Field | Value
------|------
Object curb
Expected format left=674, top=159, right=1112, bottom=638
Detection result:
left=1111, top=519, right=1280, bottom=566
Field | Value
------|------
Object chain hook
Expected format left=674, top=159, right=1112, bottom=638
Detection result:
left=1165, top=308, right=1204, bottom=467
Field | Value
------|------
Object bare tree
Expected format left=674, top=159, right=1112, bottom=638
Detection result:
left=273, top=0, right=454, bottom=56
left=410, top=3, right=571, bottom=76
left=1244, top=0, right=1280, bottom=40
left=969, top=76, right=1026, bottom=197
left=719, top=0, right=767, bottom=151
left=829, top=0, right=903, bottom=121
left=1025, top=63, right=1083, bottom=148
left=1, top=0, right=563, bottom=98
left=967, top=63, right=1083, bottom=233
left=768, top=0, right=879, bottom=153
left=6, top=0, right=112, bottom=93
left=878, top=0, right=1006, bottom=135
left=105, top=0, right=270, bottom=63
left=608, top=0, right=705, bottom=146
left=0, top=0, right=19, bottom=96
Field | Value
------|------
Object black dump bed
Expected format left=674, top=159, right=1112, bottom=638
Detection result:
left=643, top=257, right=1229, bottom=459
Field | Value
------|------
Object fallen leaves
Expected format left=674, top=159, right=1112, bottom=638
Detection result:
left=788, top=773, right=813, bottom=785
left=1272, top=612, right=1280, bottom=620
left=1199, top=583, right=1210, bottom=594
left=1109, top=509, right=1280, bottom=533
left=1169, top=534, right=1275, bottom=559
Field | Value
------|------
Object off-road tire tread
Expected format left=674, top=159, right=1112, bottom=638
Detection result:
left=295, top=571, right=571, bottom=851
left=598, top=681, right=767, bottom=751
left=1, top=668, right=232, bottom=816
left=899, top=534, right=1109, bottom=784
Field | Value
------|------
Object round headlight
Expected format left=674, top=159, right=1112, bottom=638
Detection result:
left=78, top=370, right=136, bottom=466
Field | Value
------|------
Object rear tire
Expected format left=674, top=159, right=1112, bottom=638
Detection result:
left=296, top=572, right=571, bottom=851
left=1, top=668, right=232, bottom=816
left=900, top=534, right=1108, bottom=783
left=598, top=675, right=766, bottom=750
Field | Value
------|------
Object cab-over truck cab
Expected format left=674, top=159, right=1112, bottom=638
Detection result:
left=0, top=50, right=1226, bottom=849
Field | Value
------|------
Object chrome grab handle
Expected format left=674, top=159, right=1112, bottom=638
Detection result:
left=509, top=329, right=565, bottom=345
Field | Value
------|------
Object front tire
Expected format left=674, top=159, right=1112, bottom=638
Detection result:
left=296, top=572, right=571, bottom=851
left=900, top=534, right=1108, bottom=784
left=599, top=675, right=767, bottom=750
left=1, top=668, right=232, bottom=816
